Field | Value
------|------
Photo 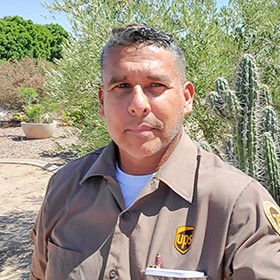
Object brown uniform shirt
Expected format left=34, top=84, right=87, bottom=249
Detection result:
left=30, top=131, right=280, bottom=279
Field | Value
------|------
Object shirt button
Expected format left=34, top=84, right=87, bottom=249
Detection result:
left=109, top=269, right=118, bottom=279
left=122, top=212, right=131, bottom=221
left=151, top=179, right=157, bottom=190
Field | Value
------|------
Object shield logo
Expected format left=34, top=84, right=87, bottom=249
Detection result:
left=263, top=201, right=280, bottom=235
left=174, top=226, right=194, bottom=255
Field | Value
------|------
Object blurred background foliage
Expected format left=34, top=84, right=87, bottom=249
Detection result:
left=0, top=15, right=69, bottom=61
left=0, top=0, right=279, bottom=155
left=44, top=0, right=280, bottom=153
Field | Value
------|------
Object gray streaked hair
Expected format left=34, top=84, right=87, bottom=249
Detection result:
left=100, top=23, right=186, bottom=81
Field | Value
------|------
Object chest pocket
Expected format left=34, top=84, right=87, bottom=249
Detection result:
left=45, top=240, right=83, bottom=280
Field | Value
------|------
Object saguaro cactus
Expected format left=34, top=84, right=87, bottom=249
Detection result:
left=235, top=54, right=260, bottom=178
left=208, top=54, right=280, bottom=204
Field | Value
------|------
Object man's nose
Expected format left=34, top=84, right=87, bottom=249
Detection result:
left=128, top=85, right=151, bottom=116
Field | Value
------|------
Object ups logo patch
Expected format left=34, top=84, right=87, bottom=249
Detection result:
left=263, top=201, right=280, bottom=235
left=174, top=226, right=194, bottom=255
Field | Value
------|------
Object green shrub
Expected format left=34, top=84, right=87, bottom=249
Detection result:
left=12, top=87, right=58, bottom=123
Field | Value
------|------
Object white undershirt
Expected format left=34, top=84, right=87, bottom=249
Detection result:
left=115, top=163, right=154, bottom=208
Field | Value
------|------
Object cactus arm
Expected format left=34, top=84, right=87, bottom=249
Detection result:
left=263, top=132, right=280, bottom=204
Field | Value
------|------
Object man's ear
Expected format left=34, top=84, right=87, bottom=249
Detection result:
left=98, top=86, right=105, bottom=117
left=183, top=82, right=195, bottom=115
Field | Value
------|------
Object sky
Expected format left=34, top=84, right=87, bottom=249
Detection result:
left=0, top=0, right=229, bottom=32
left=0, top=0, right=70, bottom=31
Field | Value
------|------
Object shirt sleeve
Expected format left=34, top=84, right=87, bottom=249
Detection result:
left=224, top=181, right=280, bottom=279
left=29, top=203, right=48, bottom=279
left=29, top=174, right=57, bottom=280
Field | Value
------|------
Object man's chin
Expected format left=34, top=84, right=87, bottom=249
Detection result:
left=134, top=140, right=163, bottom=157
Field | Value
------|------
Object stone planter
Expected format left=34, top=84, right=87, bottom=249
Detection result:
left=21, top=121, right=57, bottom=139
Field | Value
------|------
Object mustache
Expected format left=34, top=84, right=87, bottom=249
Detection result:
left=141, top=116, right=164, bottom=130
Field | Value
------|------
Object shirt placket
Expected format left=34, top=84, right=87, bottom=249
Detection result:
left=103, top=214, right=130, bottom=279
left=103, top=179, right=160, bottom=279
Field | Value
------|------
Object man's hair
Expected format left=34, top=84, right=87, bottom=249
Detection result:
left=100, top=23, right=186, bottom=80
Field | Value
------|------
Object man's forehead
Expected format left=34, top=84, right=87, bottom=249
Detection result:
left=101, top=44, right=184, bottom=82
left=102, top=46, right=175, bottom=76
left=104, top=44, right=173, bottom=59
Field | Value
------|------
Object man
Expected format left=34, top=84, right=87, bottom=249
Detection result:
left=30, top=23, right=280, bottom=279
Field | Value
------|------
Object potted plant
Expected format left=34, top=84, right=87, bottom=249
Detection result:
left=15, top=87, right=58, bottom=139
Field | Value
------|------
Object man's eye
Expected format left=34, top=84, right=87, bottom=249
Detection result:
left=146, top=83, right=167, bottom=96
left=151, top=83, right=164, bottom=87
left=116, top=83, right=131, bottom=88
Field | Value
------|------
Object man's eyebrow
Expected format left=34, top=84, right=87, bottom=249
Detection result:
left=146, top=74, right=172, bottom=83
left=108, top=76, right=128, bottom=86
left=107, top=74, right=172, bottom=86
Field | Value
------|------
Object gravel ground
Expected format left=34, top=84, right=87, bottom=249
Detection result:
left=0, top=115, right=81, bottom=279
left=0, top=106, right=80, bottom=165
left=0, top=124, right=80, bottom=166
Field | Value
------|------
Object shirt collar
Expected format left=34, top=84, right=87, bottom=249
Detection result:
left=155, top=130, right=198, bottom=203
left=81, top=130, right=199, bottom=203
left=81, top=141, right=117, bottom=183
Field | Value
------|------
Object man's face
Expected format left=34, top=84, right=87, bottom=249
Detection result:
left=99, top=44, right=194, bottom=171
